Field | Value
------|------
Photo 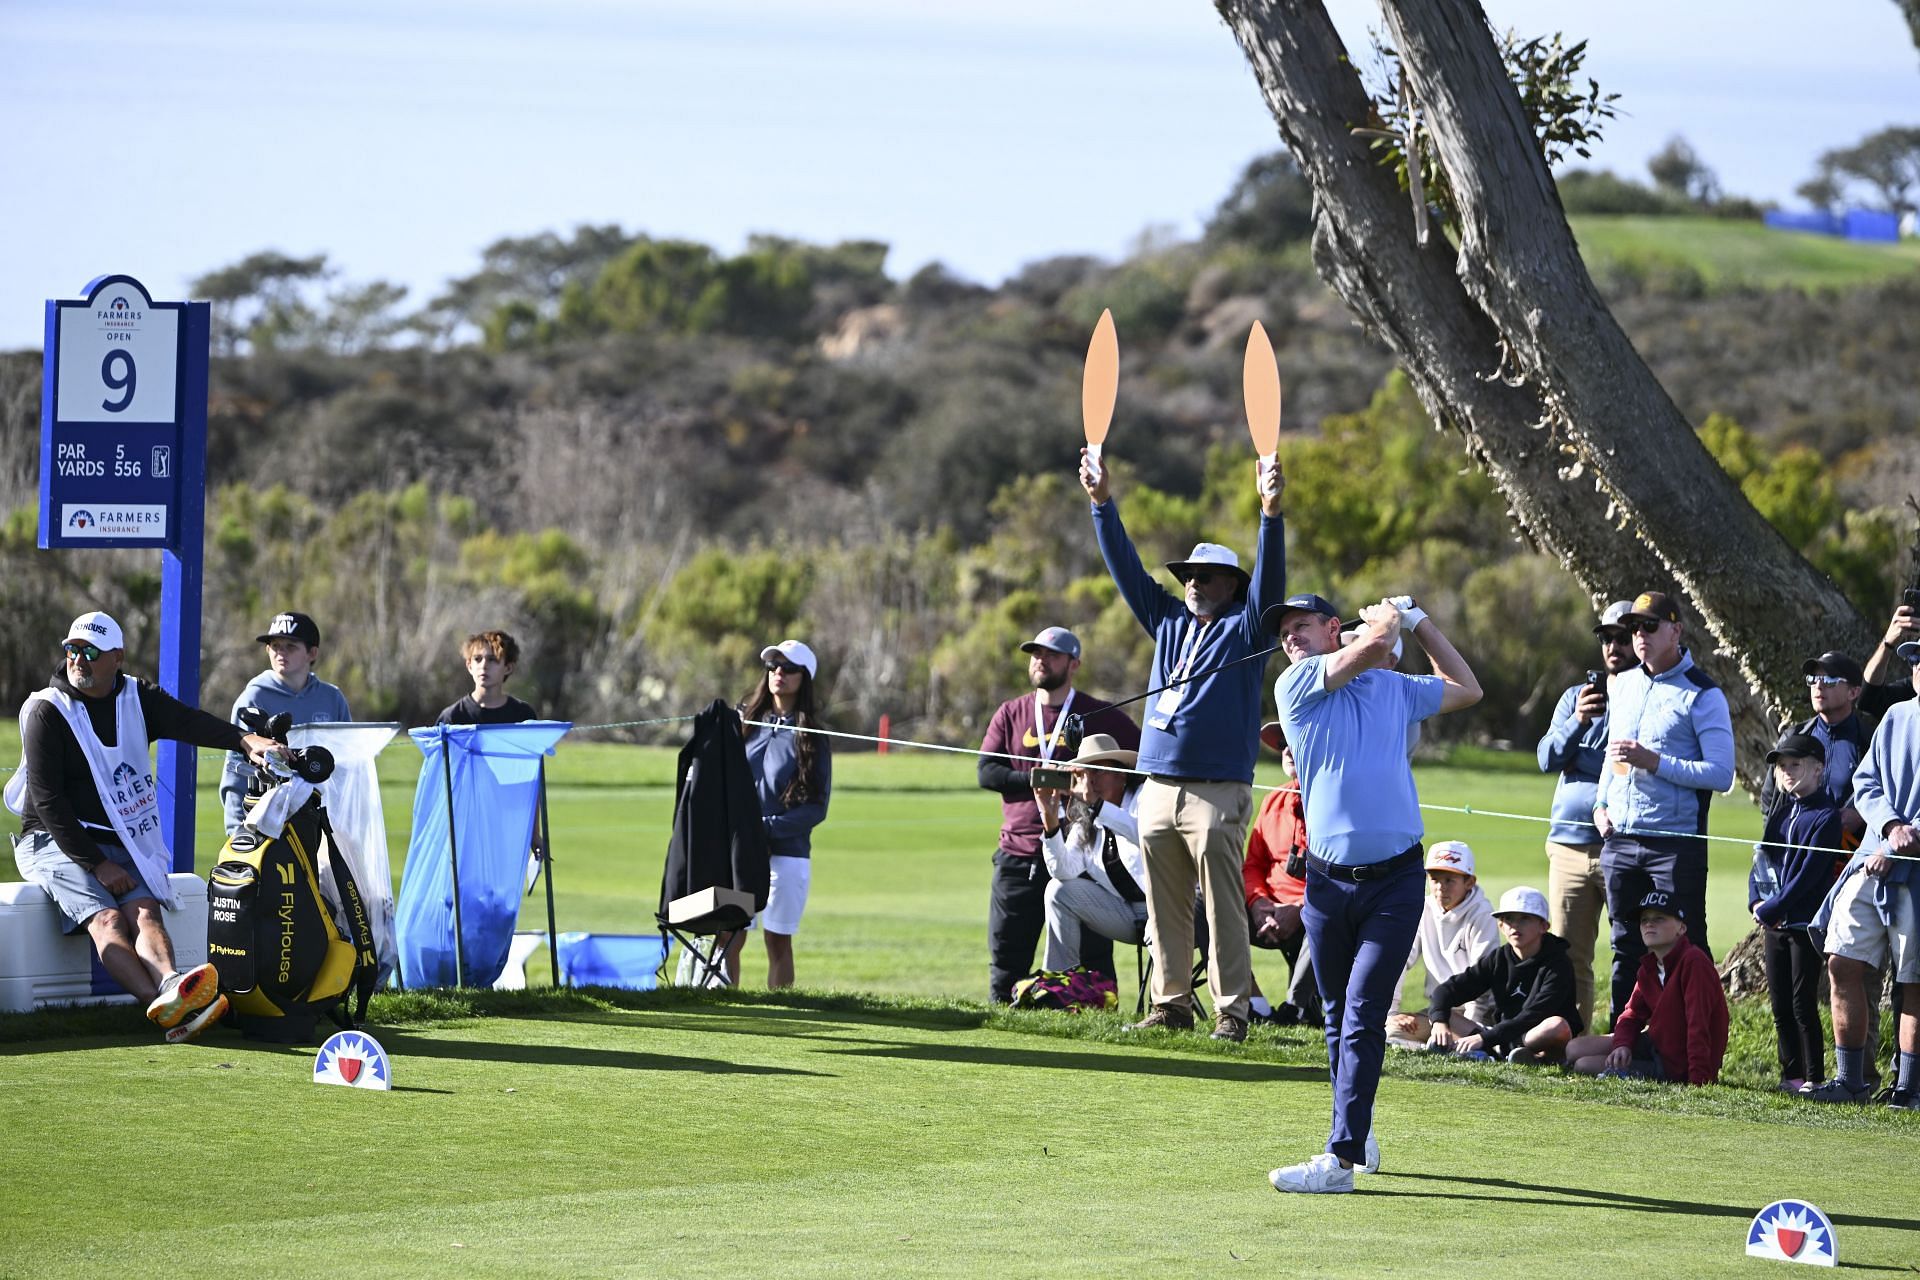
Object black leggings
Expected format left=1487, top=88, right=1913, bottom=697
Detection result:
left=1763, top=926, right=1826, bottom=1083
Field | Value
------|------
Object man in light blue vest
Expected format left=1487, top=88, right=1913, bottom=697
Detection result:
left=1592, top=590, right=1734, bottom=1022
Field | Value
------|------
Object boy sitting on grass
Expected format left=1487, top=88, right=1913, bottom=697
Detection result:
left=437, top=630, right=538, bottom=725
left=1385, top=840, right=1500, bottom=1049
left=1567, top=890, right=1728, bottom=1084
left=1424, top=886, right=1583, bottom=1063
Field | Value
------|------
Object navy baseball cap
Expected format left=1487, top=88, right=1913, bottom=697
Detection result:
left=1020, top=626, right=1081, bottom=660
left=1802, top=651, right=1864, bottom=685
left=1260, top=593, right=1340, bottom=635
left=1635, top=891, right=1685, bottom=922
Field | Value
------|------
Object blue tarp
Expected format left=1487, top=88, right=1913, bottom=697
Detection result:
left=1764, top=209, right=1843, bottom=236
left=1764, top=208, right=1902, bottom=243
left=1843, top=208, right=1900, bottom=243
left=395, top=721, right=571, bottom=988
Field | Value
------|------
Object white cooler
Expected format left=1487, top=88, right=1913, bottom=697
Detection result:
left=0, top=873, right=207, bottom=1012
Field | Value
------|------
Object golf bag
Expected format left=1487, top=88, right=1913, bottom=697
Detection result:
left=206, top=709, right=378, bottom=1042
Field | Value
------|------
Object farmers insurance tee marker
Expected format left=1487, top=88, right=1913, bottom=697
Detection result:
left=1746, top=1200, right=1837, bottom=1267
left=1081, top=308, right=1118, bottom=485
left=314, top=1029, right=393, bottom=1091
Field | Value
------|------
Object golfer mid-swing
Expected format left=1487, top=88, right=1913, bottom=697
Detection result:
left=1265, top=594, right=1481, bottom=1193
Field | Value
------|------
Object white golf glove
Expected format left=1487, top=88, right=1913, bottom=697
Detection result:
left=1389, top=595, right=1428, bottom=630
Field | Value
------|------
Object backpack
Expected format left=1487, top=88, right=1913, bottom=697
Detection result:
left=1010, top=966, right=1118, bottom=1012
left=207, top=752, right=378, bottom=1043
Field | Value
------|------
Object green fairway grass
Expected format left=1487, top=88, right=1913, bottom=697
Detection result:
left=1569, top=214, right=1920, bottom=290
left=1, top=988, right=1914, bottom=1277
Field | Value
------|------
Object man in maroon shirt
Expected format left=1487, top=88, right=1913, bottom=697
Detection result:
left=978, top=627, right=1141, bottom=1002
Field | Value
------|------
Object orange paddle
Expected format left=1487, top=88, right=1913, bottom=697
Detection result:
left=1082, top=309, right=1118, bottom=483
left=1243, top=320, right=1282, bottom=463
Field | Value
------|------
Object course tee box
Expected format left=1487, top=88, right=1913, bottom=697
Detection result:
left=0, top=873, right=207, bottom=1011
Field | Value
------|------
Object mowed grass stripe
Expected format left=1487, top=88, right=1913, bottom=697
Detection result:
left=2, top=1001, right=1915, bottom=1276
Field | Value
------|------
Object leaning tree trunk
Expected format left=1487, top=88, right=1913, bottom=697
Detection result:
left=1212, top=0, right=1879, bottom=794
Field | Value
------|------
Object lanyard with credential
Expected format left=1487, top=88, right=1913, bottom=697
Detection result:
left=1168, top=620, right=1203, bottom=686
left=1033, top=687, right=1076, bottom=762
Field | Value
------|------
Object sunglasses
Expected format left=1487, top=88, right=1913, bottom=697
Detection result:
left=1627, top=617, right=1667, bottom=634
left=1805, top=673, right=1852, bottom=687
left=765, top=661, right=805, bottom=676
left=1596, top=630, right=1631, bottom=645
left=1185, top=571, right=1218, bottom=586
left=62, top=642, right=104, bottom=661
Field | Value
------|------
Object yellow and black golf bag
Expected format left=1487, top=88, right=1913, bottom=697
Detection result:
left=207, top=716, right=378, bottom=1042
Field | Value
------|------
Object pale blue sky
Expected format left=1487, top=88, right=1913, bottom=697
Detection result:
left=1, top=0, right=1912, bottom=350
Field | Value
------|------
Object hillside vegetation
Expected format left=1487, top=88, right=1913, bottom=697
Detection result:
left=0, top=155, right=1914, bottom=751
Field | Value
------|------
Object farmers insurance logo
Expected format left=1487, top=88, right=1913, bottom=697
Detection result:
left=97, top=295, right=141, bottom=329
left=68, top=509, right=94, bottom=529
left=313, top=1030, right=392, bottom=1091
left=1746, top=1200, right=1837, bottom=1267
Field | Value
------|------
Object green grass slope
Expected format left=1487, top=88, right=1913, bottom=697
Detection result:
left=1570, top=215, right=1920, bottom=290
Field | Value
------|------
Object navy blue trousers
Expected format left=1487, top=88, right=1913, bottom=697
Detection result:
left=1303, top=858, right=1423, bottom=1166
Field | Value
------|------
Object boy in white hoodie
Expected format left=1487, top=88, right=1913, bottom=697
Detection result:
left=1386, top=840, right=1500, bottom=1048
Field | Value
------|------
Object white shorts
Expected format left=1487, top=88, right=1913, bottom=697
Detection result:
left=1824, top=871, right=1920, bottom=983
left=758, top=855, right=812, bottom=936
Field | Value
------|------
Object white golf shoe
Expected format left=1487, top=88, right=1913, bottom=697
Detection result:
left=1268, top=1153, right=1354, bottom=1194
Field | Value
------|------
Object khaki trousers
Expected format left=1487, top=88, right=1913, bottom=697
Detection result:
left=1547, top=839, right=1606, bottom=1033
left=1137, top=777, right=1253, bottom=1019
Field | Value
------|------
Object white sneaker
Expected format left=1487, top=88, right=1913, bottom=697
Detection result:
left=1268, top=1152, right=1354, bottom=1194
left=1359, top=1131, right=1380, bottom=1175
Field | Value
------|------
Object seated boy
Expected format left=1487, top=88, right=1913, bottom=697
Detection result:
left=1424, top=886, right=1583, bottom=1063
left=437, top=630, right=538, bottom=725
left=220, top=610, right=352, bottom=832
left=1567, top=890, right=1728, bottom=1083
left=1242, top=722, right=1319, bottom=1026
left=1385, top=840, right=1500, bottom=1049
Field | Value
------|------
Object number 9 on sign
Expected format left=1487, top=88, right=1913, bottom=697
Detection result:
left=101, top=350, right=136, bottom=413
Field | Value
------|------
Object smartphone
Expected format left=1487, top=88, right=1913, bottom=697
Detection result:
left=1904, top=588, right=1920, bottom=611
left=1030, top=767, right=1072, bottom=791
left=1586, top=669, right=1604, bottom=686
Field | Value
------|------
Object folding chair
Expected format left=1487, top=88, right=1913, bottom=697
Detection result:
left=658, top=886, right=756, bottom=989
left=1133, top=900, right=1213, bottom=1016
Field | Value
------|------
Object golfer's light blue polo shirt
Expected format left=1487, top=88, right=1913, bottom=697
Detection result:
left=1275, top=655, right=1444, bottom=865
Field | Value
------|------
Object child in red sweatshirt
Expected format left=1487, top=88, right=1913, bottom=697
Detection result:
left=1566, top=891, right=1729, bottom=1084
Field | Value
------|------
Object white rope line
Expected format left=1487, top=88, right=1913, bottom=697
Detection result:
left=6, top=708, right=1913, bottom=864
left=740, top=718, right=1920, bottom=864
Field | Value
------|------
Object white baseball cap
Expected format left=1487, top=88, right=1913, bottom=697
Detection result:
left=64, top=611, right=124, bottom=652
left=1423, top=840, right=1475, bottom=877
left=1493, top=886, right=1551, bottom=923
left=759, top=639, right=818, bottom=680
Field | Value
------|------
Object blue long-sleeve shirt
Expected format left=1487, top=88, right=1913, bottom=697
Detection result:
left=1750, top=790, right=1842, bottom=929
left=1594, top=650, right=1734, bottom=837
left=1537, top=680, right=1609, bottom=845
left=1090, top=501, right=1285, bottom=783
left=744, top=714, right=832, bottom=859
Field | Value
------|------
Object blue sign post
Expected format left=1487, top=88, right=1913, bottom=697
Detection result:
left=40, top=275, right=210, bottom=873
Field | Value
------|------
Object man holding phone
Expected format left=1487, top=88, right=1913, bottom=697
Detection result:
left=977, top=627, right=1140, bottom=1003
left=1593, top=591, right=1736, bottom=1023
left=1535, top=600, right=1638, bottom=1033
